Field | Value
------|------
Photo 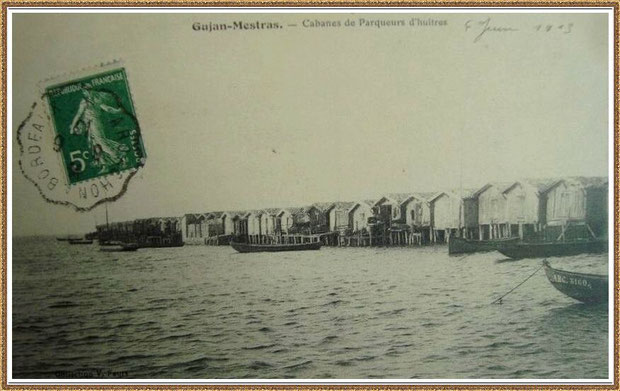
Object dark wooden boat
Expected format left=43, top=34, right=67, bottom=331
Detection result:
left=231, top=241, right=322, bottom=253
left=68, top=238, right=93, bottom=245
left=497, top=239, right=607, bottom=259
left=99, top=242, right=139, bottom=252
left=543, top=260, right=608, bottom=304
left=448, top=237, right=519, bottom=255
left=138, top=235, right=185, bottom=248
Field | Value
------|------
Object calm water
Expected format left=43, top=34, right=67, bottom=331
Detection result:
left=12, top=237, right=609, bottom=379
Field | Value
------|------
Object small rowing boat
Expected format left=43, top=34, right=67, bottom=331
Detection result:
left=68, top=238, right=93, bottom=245
left=497, top=239, right=607, bottom=259
left=448, top=237, right=519, bottom=255
left=231, top=241, right=322, bottom=253
left=99, top=242, right=139, bottom=252
left=542, top=260, right=608, bottom=304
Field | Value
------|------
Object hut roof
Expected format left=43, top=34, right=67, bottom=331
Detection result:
left=531, top=176, right=607, bottom=195
left=311, top=202, right=337, bottom=212
left=571, top=176, right=608, bottom=189
left=383, top=193, right=416, bottom=204
left=221, top=211, right=244, bottom=219
left=411, top=192, right=436, bottom=201
left=500, top=178, right=560, bottom=195
left=326, top=201, right=355, bottom=211
left=348, top=200, right=375, bottom=212
left=262, top=208, right=281, bottom=216
left=279, top=207, right=307, bottom=217
left=473, top=182, right=514, bottom=198
left=380, top=192, right=434, bottom=206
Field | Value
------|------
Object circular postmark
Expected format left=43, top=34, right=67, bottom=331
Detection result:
left=17, top=62, right=147, bottom=211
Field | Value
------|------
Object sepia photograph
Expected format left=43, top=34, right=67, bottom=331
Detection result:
left=5, top=5, right=616, bottom=386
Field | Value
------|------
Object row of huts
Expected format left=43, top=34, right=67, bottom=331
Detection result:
left=179, top=176, right=608, bottom=246
left=95, top=216, right=183, bottom=247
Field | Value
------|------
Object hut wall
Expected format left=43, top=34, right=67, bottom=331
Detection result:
left=307, top=207, right=327, bottom=232
left=586, top=185, right=608, bottom=237
left=222, top=215, right=235, bottom=235
left=432, top=194, right=461, bottom=230
left=478, top=186, right=507, bottom=225
left=402, top=199, right=430, bottom=227
left=329, top=208, right=349, bottom=231
left=375, top=199, right=399, bottom=222
left=278, top=211, right=294, bottom=233
left=463, top=198, right=478, bottom=228
left=260, top=214, right=275, bottom=235
left=350, top=204, right=372, bottom=232
left=207, top=218, right=223, bottom=237
left=247, top=215, right=262, bottom=236
left=504, top=184, right=540, bottom=224
left=545, top=182, right=586, bottom=225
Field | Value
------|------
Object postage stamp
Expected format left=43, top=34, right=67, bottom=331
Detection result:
left=17, top=61, right=147, bottom=211
left=45, top=68, right=146, bottom=184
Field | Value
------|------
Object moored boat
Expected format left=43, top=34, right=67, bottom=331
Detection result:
left=543, top=260, right=608, bottom=304
left=448, top=237, right=519, bottom=255
left=231, top=241, right=322, bottom=253
left=99, top=242, right=139, bottom=252
left=68, top=238, right=93, bottom=245
left=138, top=235, right=184, bottom=248
left=497, top=239, right=607, bottom=259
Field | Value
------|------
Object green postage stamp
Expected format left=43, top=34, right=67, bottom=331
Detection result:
left=17, top=62, right=147, bottom=211
left=45, top=68, right=146, bottom=185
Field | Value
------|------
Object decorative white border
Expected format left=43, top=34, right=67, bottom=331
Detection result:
left=6, top=6, right=616, bottom=386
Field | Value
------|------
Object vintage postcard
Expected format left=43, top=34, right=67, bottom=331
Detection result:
left=3, top=4, right=617, bottom=389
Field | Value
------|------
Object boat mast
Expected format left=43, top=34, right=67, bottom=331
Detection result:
left=105, top=202, right=109, bottom=229
left=459, top=123, right=464, bottom=238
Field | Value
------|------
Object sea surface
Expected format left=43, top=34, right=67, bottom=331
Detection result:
left=12, top=237, right=610, bottom=380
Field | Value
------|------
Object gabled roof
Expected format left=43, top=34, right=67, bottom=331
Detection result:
left=473, top=182, right=514, bottom=198
left=410, top=192, right=436, bottom=202
left=278, top=207, right=306, bottom=217
left=428, top=191, right=460, bottom=203
left=501, top=178, right=560, bottom=196
left=384, top=193, right=416, bottom=205
left=571, top=176, right=608, bottom=189
left=325, top=201, right=355, bottom=212
left=262, top=208, right=281, bottom=216
left=537, top=176, right=608, bottom=194
left=221, top=211, right=242, bottom=219
left=348, top=200, right=375, bottom=212
left=310, top=202, right=336, bottom=212
left=377, top=192, right=434, bottom=206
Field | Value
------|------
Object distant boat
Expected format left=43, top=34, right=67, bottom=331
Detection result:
left=448, top=237, right=519, bottom=255
left=139, top=235, right=184, bottom=248
left=99, top=242, right=139, bottom=252
left=57, top=235, right=78, bottom=242
left=497, top=239, right=607, bottom=259
left=68, top=238, right=93, bottom=245
left=231, top=241, right=322, bottom=253
left=543, top=260, right=608, bottom=304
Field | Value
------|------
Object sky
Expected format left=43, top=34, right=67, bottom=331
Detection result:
left=11, top=11, right=610, bottom=236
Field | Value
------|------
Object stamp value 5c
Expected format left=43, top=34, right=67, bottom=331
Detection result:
left=45, top=68, right=146, bottom=185
left=17, top=62, right=147, bottom=211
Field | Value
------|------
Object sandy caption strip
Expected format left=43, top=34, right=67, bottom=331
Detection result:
left=17, top=62, right=147, bottom=211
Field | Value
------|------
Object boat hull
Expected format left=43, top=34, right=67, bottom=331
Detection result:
left=543, top=260, right=608, bottom=303
left=497, top=239, right=607, bottom=259
left=68, top=239, right=93, bottom=245
left=231, top=241, right=322, bottom=253
left=100, top=243, right=139, bottom=252
left=448, top=237, right=519, bottom=255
